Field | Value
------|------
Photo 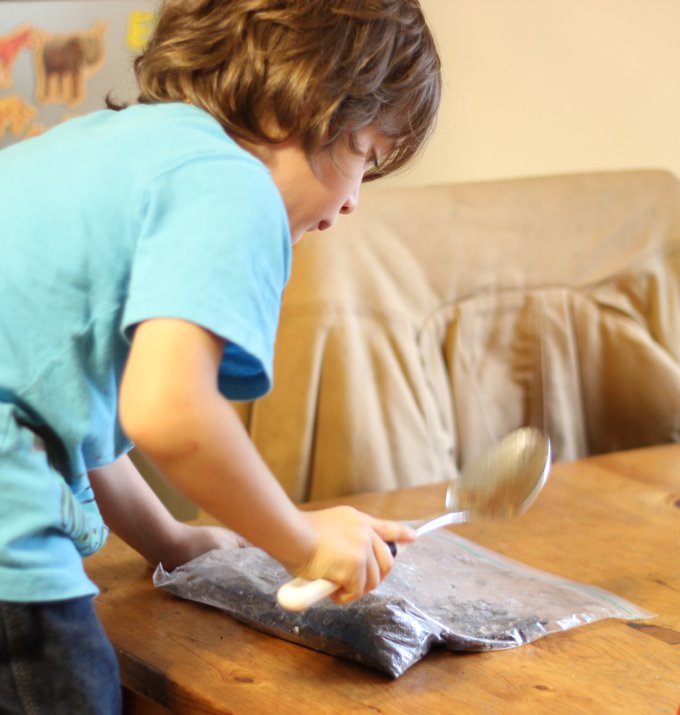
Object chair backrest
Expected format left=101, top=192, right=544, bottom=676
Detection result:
left=235, top=170, right=680, bottom=501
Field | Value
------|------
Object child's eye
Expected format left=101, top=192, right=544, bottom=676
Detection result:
left=365, top=153, right=380, bottom=171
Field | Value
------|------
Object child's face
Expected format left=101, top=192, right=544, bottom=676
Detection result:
left=261, top=127, right=392, bottom=245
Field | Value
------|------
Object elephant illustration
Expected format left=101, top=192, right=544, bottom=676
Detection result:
left=34, top=22, right=106, bottom=107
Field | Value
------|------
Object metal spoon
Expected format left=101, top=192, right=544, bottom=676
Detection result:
left=277, top=426, right=551, bottom=611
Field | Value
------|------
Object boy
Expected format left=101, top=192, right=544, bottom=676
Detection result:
left=0, top=0, right=441, bottom=712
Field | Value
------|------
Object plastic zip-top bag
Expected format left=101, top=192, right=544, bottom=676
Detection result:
left=153, top=530, right=652, bottom=678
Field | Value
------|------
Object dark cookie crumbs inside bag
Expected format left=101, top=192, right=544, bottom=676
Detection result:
left=153, top=531, right=651, bottom=678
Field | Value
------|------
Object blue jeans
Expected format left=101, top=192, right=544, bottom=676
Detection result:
left=0, top=596, right=121, bottom=714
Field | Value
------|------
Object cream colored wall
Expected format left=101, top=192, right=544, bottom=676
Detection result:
left=384, top=0, right=680, bottom=188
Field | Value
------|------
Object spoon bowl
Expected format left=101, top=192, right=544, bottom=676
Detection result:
left=405, top=427, right=551, bottom=540
left=448, top=426, right=551, bottom=517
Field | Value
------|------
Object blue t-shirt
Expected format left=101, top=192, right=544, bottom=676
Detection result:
left=0, top=102, right=291, bottom=601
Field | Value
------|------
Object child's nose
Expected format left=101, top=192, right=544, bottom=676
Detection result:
left=340, top=188, right=359, bottom=215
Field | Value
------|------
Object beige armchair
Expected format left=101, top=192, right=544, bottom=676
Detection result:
left=234, top=169, right=680, bottom=501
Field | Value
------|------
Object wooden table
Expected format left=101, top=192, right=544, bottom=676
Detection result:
left=86, top=444, right=680, bottom=714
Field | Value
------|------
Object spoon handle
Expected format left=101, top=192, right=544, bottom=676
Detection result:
left=277, top=577, right=338, bottom=611
left=383, top=510, right=469, bottom=556
left=412, top=509, right=471, bottom=537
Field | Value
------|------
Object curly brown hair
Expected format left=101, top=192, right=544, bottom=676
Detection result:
left=114, top=0, right=441, bottom=180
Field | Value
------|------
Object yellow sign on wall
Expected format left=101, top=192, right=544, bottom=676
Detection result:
left=126, top=11, right=155, bottom=52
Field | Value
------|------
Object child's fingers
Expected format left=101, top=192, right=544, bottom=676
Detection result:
left=370, top=529, right=395, bottom=583
left=370, top=517, right=416, bottom=546
left=333, top=532, right=394, bottom=604
left=295, top=508, right=414, bottom=605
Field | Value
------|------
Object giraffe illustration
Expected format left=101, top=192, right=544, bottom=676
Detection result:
left=0, top=25, right=33, bottom=89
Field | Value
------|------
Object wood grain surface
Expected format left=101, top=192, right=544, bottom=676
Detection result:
left=86, top=444, right=680, bottom=714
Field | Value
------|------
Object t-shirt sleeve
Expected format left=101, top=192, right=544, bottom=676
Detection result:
left=121, top=154, right=292, bottom=401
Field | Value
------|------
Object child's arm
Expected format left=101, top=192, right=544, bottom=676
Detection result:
left=118, top=318, right=415, bottom=604
left=89, top=454, right=248, bottom=570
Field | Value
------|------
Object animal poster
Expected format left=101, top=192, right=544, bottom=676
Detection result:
left=0, top=0, right=158, bottom=149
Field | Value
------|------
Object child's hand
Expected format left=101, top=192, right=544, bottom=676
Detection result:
left=294, top=506, right=416, bottom=605
left=149, top=523, right=249, bottom=571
